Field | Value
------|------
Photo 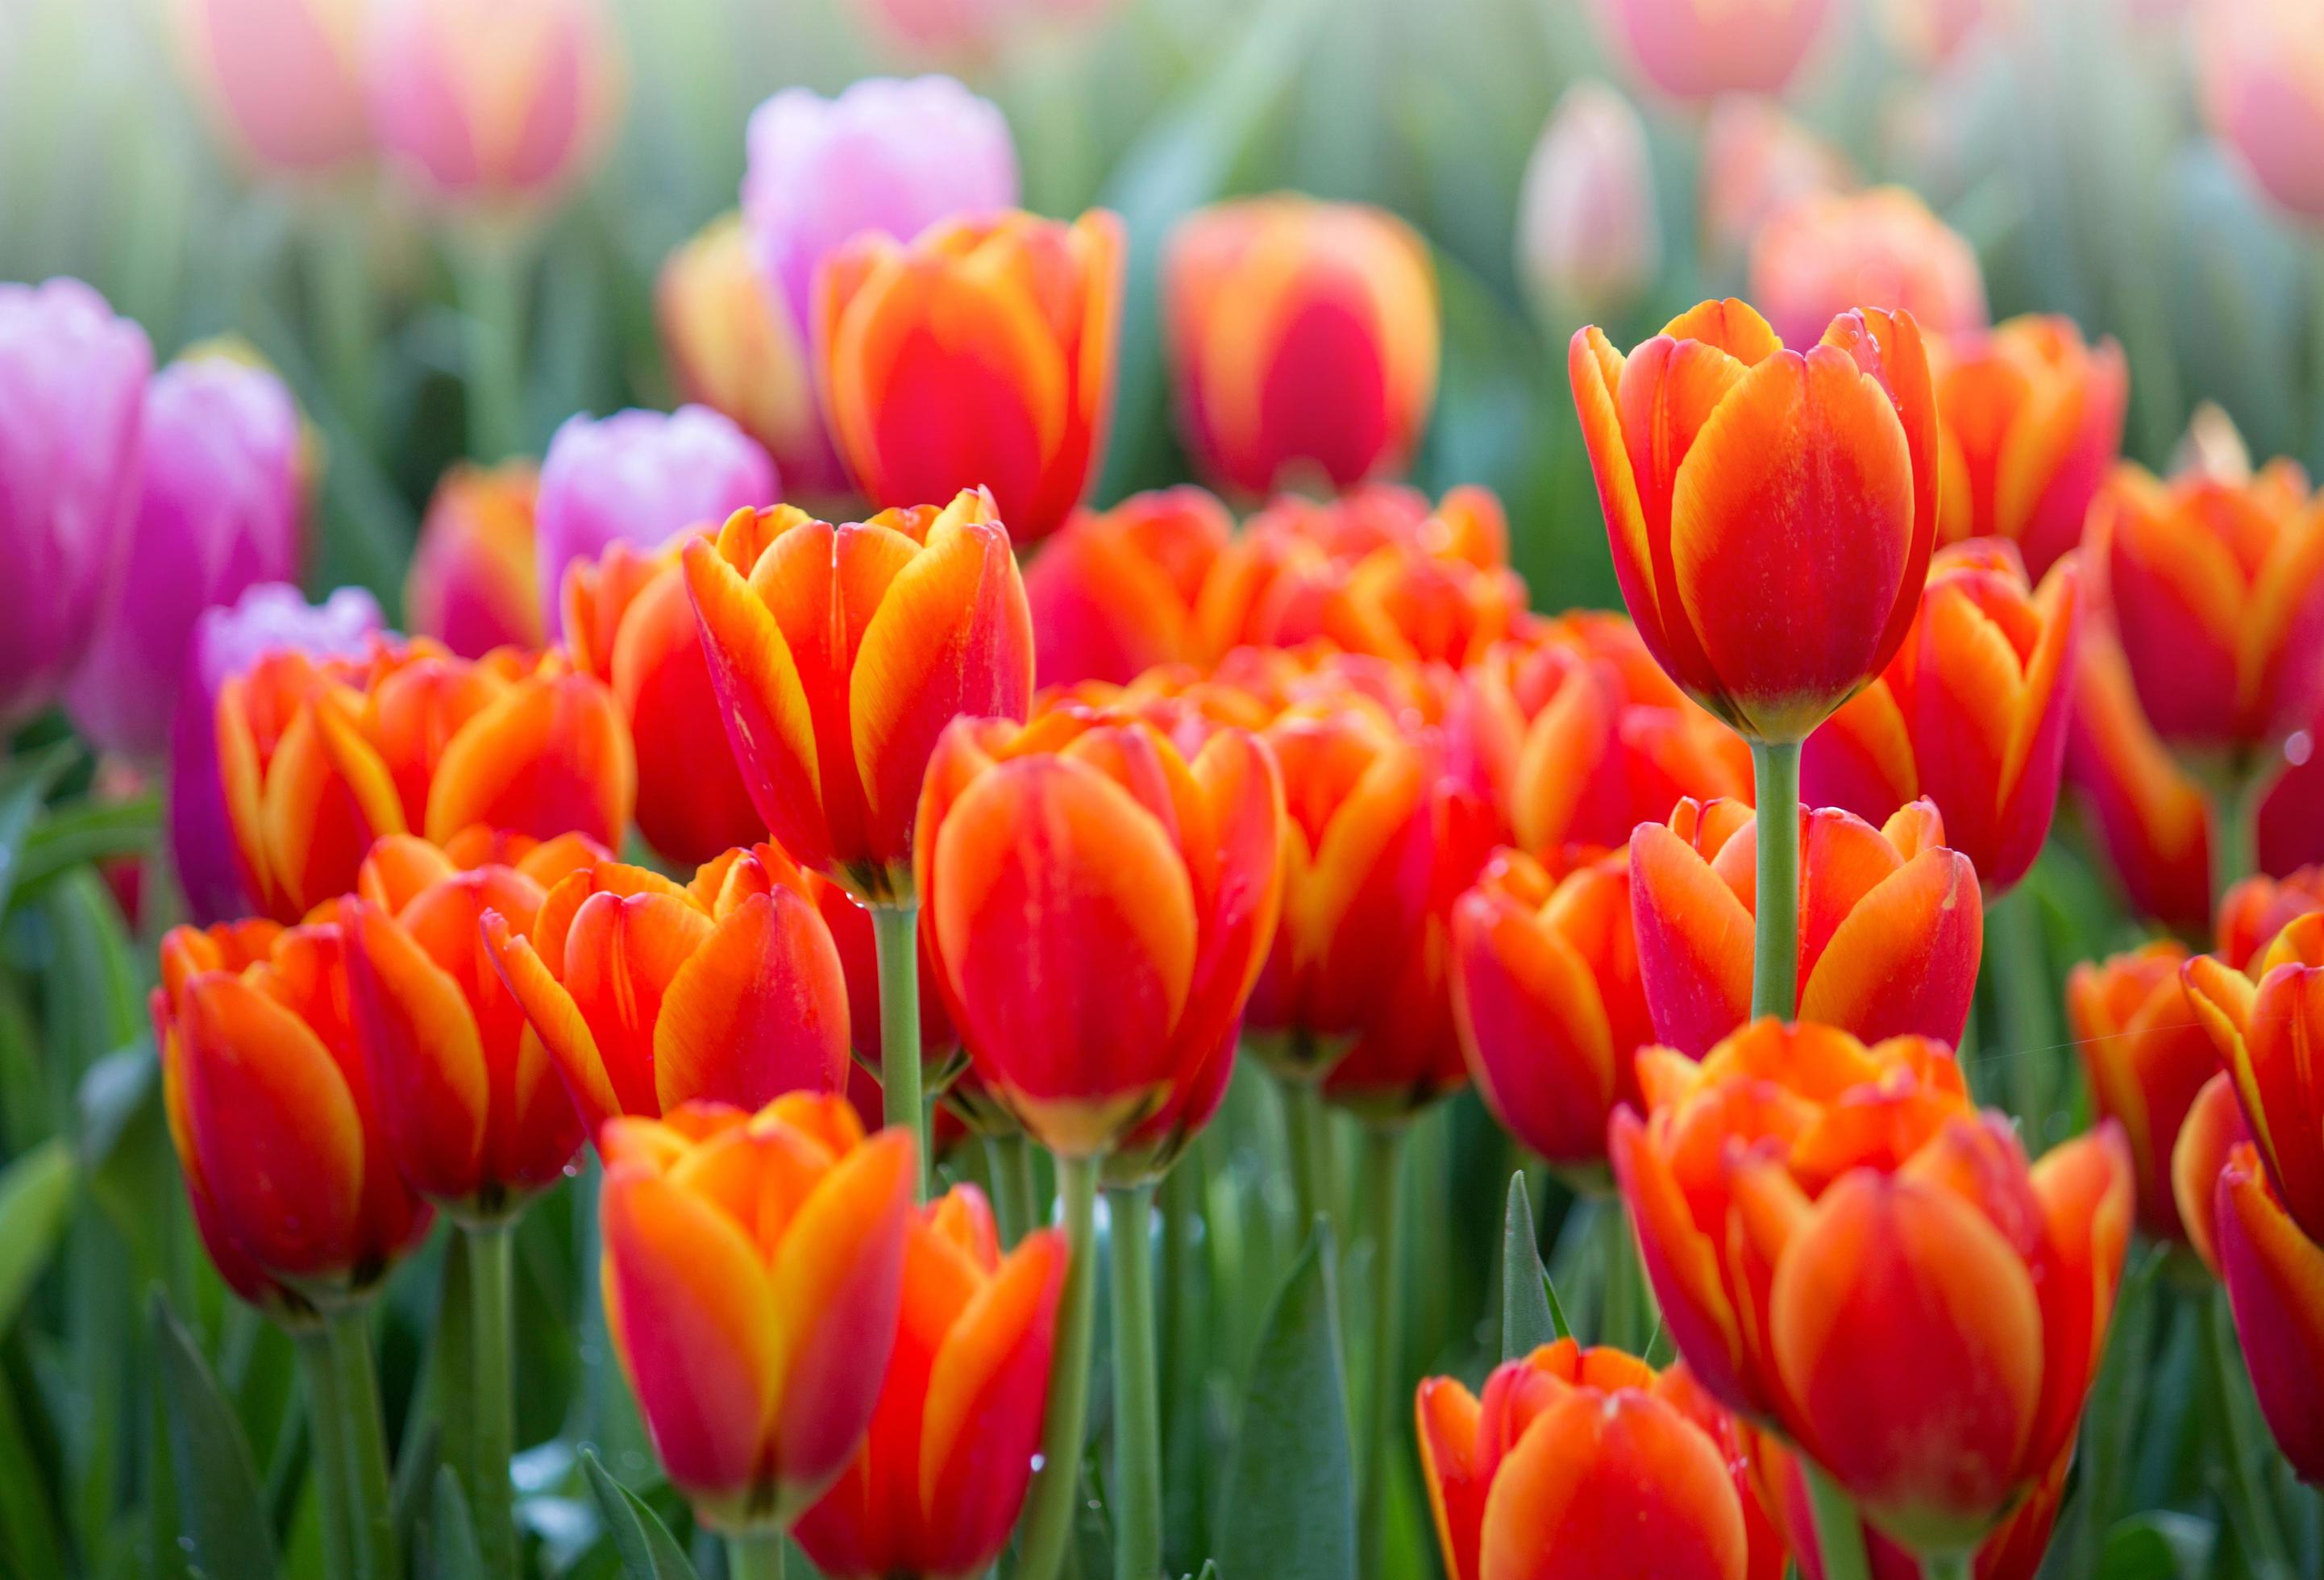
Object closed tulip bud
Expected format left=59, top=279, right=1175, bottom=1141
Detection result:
left=794, top=1186, right=1068, bottom=1578
left=2172, top=1071, right=2247, bottom=1275
left=1415, top=1339, right=1763, bottom=1580
left=407, top=461, right=544, bottom=658
left=1025, top=487, right=1233, bottom=688
left=1699, top=97, right=1856, bottom=268
left=2067, top=942, right=2222, bottom=1241
left=1802, top=541, right=2080, bottom=892
left=2064, top=617, right=2215, bottom=935
left=172, top=0, right=370, bottom=173
left=1630, top=797, right=1982, bottom=1054
left=2197, top=0, right=2324, bottom=222
left=536, top=405, right=777, bottom=631
left=363, top=0, right=624, bottom=207
left=917, top=709, right=1283, bottom=1162
left=1613, top=1019, right=2133, bottom=1554
left=1594, top=0, right=1835, bottom=101
left=1749, top=189, right=1988, bottom=351
left=2182, top=917, right=2324, bottom=1247
left=1165, top=196, right=1438, bottom=499
left=154, top=917, right=436, bottom=1320
left=599, top=1096, right=918, bottom=1531
left=483, top=842, right=850, bottom=1135
left=1570, top=300, right=1941, bottom=742
left=1451, top=846, right=1653, bottom=1175
left=0, top=277, right=151, bottom=726
left=683, top=489, right=1033, bottom=902
left=1757, top=1431, right=2072, bottom=1580
left=2217, top=865, right=2324, bottom=967
left=1517, top=81, right=1662, bottom=323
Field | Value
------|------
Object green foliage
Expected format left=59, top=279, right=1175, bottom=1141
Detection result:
left=580, top=1452, right=699, bottom=1580
left=1216, top=1225, right=1355, bottom=1580
left=154, top=1292, right=280, bottom=1580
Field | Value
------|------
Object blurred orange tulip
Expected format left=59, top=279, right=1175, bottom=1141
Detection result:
left=1165, top=196, right=1439, bottom=499
left=1612, top=1019, right=2133, bottom=1553
left=2064, top=617, right=2215, bottom=936
left=817, top=210, right=1122, bottom=543
left=1594, top=0, right=1834, bottom=101
left=1629, top=797, right=1981, bottom=1054
left=683, top=489, right=1033, bottom=902
left=1802, top=540, right=2080, bottom=892
left=2066, top=942, right=2221, bottom=1241
left=153, top=917, right=435, bottom=1319
left=1024, top=486, right=1233, bottom=688
left=2197, top=0, right=2324, bottom=222
left=407, top=462, right=544, bottom=659
left=600, top=1096, right=917, bottom=1530
left=793, top=1186, right=1067, bottom=1579
left=1698, top=97, right=1855, bottom=268
left=1570, top=299, right=1940, bottom=743
left=2217, top=865, right=2324, bottom=968
left=1748, top=189, right=1988, bottom=351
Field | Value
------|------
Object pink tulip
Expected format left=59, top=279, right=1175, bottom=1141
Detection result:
left=1517, top=80, right=1662, bottom=322
left=2198, top=0, right=2324, bottom=221
left=173, top=0, right=371, bottom=173
left=1594, top=0, right=1836, bottom=102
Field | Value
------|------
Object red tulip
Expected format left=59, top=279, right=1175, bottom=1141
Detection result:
left=1024, top=487, right=1233, bottom=689
left=2067, top=942, right=2222, bottom=1241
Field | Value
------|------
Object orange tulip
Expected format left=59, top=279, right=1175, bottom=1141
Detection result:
left=2172, top=1071, right=2247, bottom=1275
left=2064, top=617, right=2214, bottom=936
left=1755, top=1432, right=2073, bottom=1580
left=1163, top=195, right=1439, bottom=499
left=792, top=1186, right=1067, bottom=1579
left=682, top=489, right=1034, bottom=902
left=484, top=842, right=850, bottom=1137
left=2181, top=917, right=2324, bottom=1249
left=1023, top=486, right=1233, bottom=688
left=1629, top=797, right=1981, bottom=1054
left=2066, top=942, right=2221, bottom=1241
left=916, top=707, right=1283, bottom=1164
left=1451, top=846, right=1651, bottom=1175
left=153, top=917, right=435, bottom=1320
left=817, top=210, right=1122, bottom=543
left=1698, top=97, right=1855, bottom=269
left=1570, top=299, right=1940, bottom=742
left=1931, top=317, right=2126, bottom=577
left=2217, top=865, right=2324, bottom=969
left=599, top=1096, right=918, bottom=1530
left=564, top=529, right=764, bottom=864
left=1802, top=540, right=2080, bottom=892
left=1595, top=0, right=1835, bottom=102
left=1748, top=189, right=1988, bottom=352
left=1415, top=1339, right=1759, bottom=1580
left=1611, top=1019, right=2133, bottom=1553
left=2212, top=1141, right=2324, bottom=1484
left=406, top=462, right=545, bottom=658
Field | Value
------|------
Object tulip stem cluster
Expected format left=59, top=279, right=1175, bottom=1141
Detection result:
left=465, top=1220, right=520, bottom=1580
left=871, top=902, right=928, bottom=1200
left=1357, top=1125, right=1407, bottom=1578
left=1018, top=1154, right=1101, bottom=1580
left=1749, top=740, right=1802, bottom=1020
left=1280, top=1073, right=1336, bottom=1237
left=1108, top=1183, right=1163, bottom=1580
left=986, top=1133, right=1041, bottom=1247
left=297, top=1308, right=398, bottom=1580
left=1802, top=1457, right=1874, bottom=1580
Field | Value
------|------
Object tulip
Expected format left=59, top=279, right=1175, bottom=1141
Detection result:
left=0, top=277, right=151, bottom=726
left=1748, top=188, right=1988, bottom=350
left=1164, top=196, right=1438, bottom=499
left=2217, top=865, right=2324, bottom=968
left=2212, top=1142, right=2324, bottom=1484
left=792, top=1187, right=1067, bottom=1580
left=818, top=210, right=1121, bottom=544
left=362, top=0, right=623, bottom=206
left=484, top=842, right=850, bottom=1134
left=1024, top=486, right=1233, bottom=688
left=2064, top=617, right=2215, bottom=936
left=406, top=461, right=543, bottom=658
left=2181, top=917, right=2324, bottom=1249
left=172, top=0, right=371, bottom=173
left=1756, top=1432, right=2074, bottom=1580
left=1594, top=0, right=1835, bottom=101
left=1451, top=846, right=1653, bottom=1175
left=2256, top=714, right=2324, bottom=875
left=2173, top=1070, right=2247, bottom=1275
left=599, top=1095, right=918, bottom=1535
left=850, top=0, right=1111, bottom=60
left=1877, top=0, right=2010, bottom=68
left=1630, top=797, right=1981, bottom=1054
left=2197, top=0, right=2324, bottom=221
left=1414, top=1338, right=1761, bottom=1580
left=1699, top=97, right=1855, bottom=268
left=1802, top=541, right=2080, bottom=892
left=2066, top=942, right=2222, bottom=1241
left=1612, top=1019, right=2134, bottom=1557
left=535, top=405, right=777, bottom=630
left=1516, top=81, right=1662, bottom=323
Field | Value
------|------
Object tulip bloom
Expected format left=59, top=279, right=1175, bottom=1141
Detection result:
left=0, top=277, right=151, bottom=726
left=1415, top=1339, right=1759, bottom=1580
left=407, top=461, right=544, bottom=658
left=1699, top=97, right=1855, bottom=268
left=2213, top=1142, right=2324, bottom=1484
left=2064, top=618, right=2215, bottom=936
left=1630, top=797, right=1981, bottom=1054
left=1748, top=189, right=1989, bottom=352
left=1932, top=317, right=2127, bottom=577
left=793, top=1187, right=1067, bottom=1579
left=1024, top=487, right=1233, bottom=689
left=2172, top=1071, right=2248, bottom=1277
left=1451, top=847, right=1652, bottom=1174
left=1594, top=0, right=1835, bottom=101
left=484, top=842, right=850, bottom=1134
left=599, top=1096, right=917, bottom=1530
left=2066, top=942, right=2222, bottom=1241
left=684, top=489, right=1033, bottom=902
left=1756, top=1432, right=2073, bottom=1580
left=2197, top=0, right=2324, bottom=221
left=819, top=210, right=1122, bottom=543
left=2182, top=918, right=2324, bottom=1252
left=173, top=0, right=371, bottom=173
left=2217, top=865, right=2324, bottom=968
left=1516, top=81, right=1661, bottom=322
left=1164, top=196, right=1438, bottom=499
left=154, top=917, right=435, bottom=1319
left=1612, top=1020, right=2133, bottom=1553
left=1570, top=299, right=1940, bottom=743
left=1802, top=541, right=2080, bottom=892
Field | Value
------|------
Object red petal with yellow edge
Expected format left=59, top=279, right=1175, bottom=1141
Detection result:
left=1417, top=1376, right=1489, bottom=1580
left=2215, top=1150, right=2324, bottom=1484
left=1630, top=821, right=1754, bottom=1057
left=1610, top=1110, right=1759, bottom=1417
left=355, top=834, right=462, bottom=913
left=2173, top=1072, right=2247, bottom=1276
left=1802, top=679, right=1918, bottom=832
left=2025, top=1125, right=2133, bottom=1469
left=425, top=671, right=634, bottom=850
left=2240, top=965, right=2324, bottom=1239
left=343, top=899, right=490, bottom=1203
left=261, top=701, right=401, bottom=918
left=563, top=891, right=716, bottom=1119
left=2098, top=476, right=2247, bottom=744
left=483, top=909, right=624, bottom=1134
left=613, top=566, right=767, bottom=865
left=1451, top=886, right=1620, bottom=1168
left=654, top=889, right=849, bottom=1115
left=1569, top=330, right=1667, bottom=680
left=1797, top=847, right=1981, bottom=1046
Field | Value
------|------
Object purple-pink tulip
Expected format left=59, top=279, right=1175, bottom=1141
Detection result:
left=1516, top=79, right=1661, bottom=322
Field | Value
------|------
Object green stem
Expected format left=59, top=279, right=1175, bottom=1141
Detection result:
left=1599, top=1198, right=1639, bottom=1352
left=306, top=198, right=376, bottom=449
left=1750, top=741, right=1802, bottom=1021
left=725, top=1529, right=787, bottom=1580
left=1016, top=1154, right=1100, bottom=1580
left=1108, top=1183, right=1162, bottom=1580
left=2206, top=1286, right=2294, bottom=1572
left=986, top=1131, right=1040, bottom=1246
left=1802, top=1457, right=1873, bottom=1580
left=872, top=902, right=927, bottom=1201
left=1921, top=1553, right=1973, bottom=1580
left=1280, top=1074, right=1335, bottom=1238
left=325, top=1304, right=398, bottom=1580
left=2214, top=767, right=2262, bottom=901
left=1986, top=884, right=2055, bottom=1130
left=450, top=227, right=531, bottom=462
left=465, top=1220, right=518, bottom=1580
left=293, top=1326, right=355, bottom=1580
left=1358, top=1125, right=1407, bottom=1580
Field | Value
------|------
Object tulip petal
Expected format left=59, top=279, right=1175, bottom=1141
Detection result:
left=2216, top=1153, right=2324, bottom=1486
left=1797, top=849, right=1980, bottom=1047
left=655, top=889, right=850, bottom=1114
left=343, top=900, right=489, bottom=1203
left=1630, top=822, right=1754, bottom=1056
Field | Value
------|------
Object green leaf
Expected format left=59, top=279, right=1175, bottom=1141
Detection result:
left=1216, top=1223, right=1354, bottom=1580
left=152, top=1292, right=279, bottom=1580
left=2093, top=1511, right=2214, bottom=1580
left=427, top=1466, right=485, bottom=1580
left=0, top=1137, right=76, bottom=1334
left=9, top=792, right=160, bottom=909
left=580, top=1449, right=699, bottom=1580
left=1499, top=1173, right=1559, bottom=1361
left=0, top=741, right=79, bottom=917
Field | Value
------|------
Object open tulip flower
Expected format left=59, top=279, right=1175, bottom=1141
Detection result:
left=1024, top=486, right=1233, bottom=689
left=817, top=210, right=1122, bottom=543
left=1415, top=1338, right=1773, bottom=1580
left=792, top=1186, right=1067, bottom=1579
left=484, top=842, right=851, bottom=1135
left=598, top=1095, right=919, bottom=1532
left=406, top=461, right=546, bottom=659
left=684, top=488, right=1033, bottom=903
left=1802, top=541, right=2081, bottom=893
left=1570, top=299, right=1940, bottom=746
left=2067, top=942, right=2222, bottom=1241
left=1630, top=796, right=1982, bottom=1054
left=1611, top=1019, right=2134, bottom=1557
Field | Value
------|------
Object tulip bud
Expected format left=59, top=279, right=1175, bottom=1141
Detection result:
left=2182, top=918, right=2324, bottom=1249
left=171, top=0, right=371, bottom=173
left=1025, top=487, right=1233, bottom=689
left=1165, top=196, right=1438, bottom=499
left=2067, top=942, right=2222, bottom=1241
left=2197, top=0, right=2324, bottom=222
left=1594, top=0, right=1836, bottom=101
left=2217, top=865, right=2324, bottom=968
left=1517, top=81, right=1662, bottom=324
left=407, top=461, right=544, bottom=658
left=2213, top=1142, right=2324, bottom=1484
left=1698, top=97, right=1856, bottom=268
left=1748, top=186, right=1987, bottom=350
